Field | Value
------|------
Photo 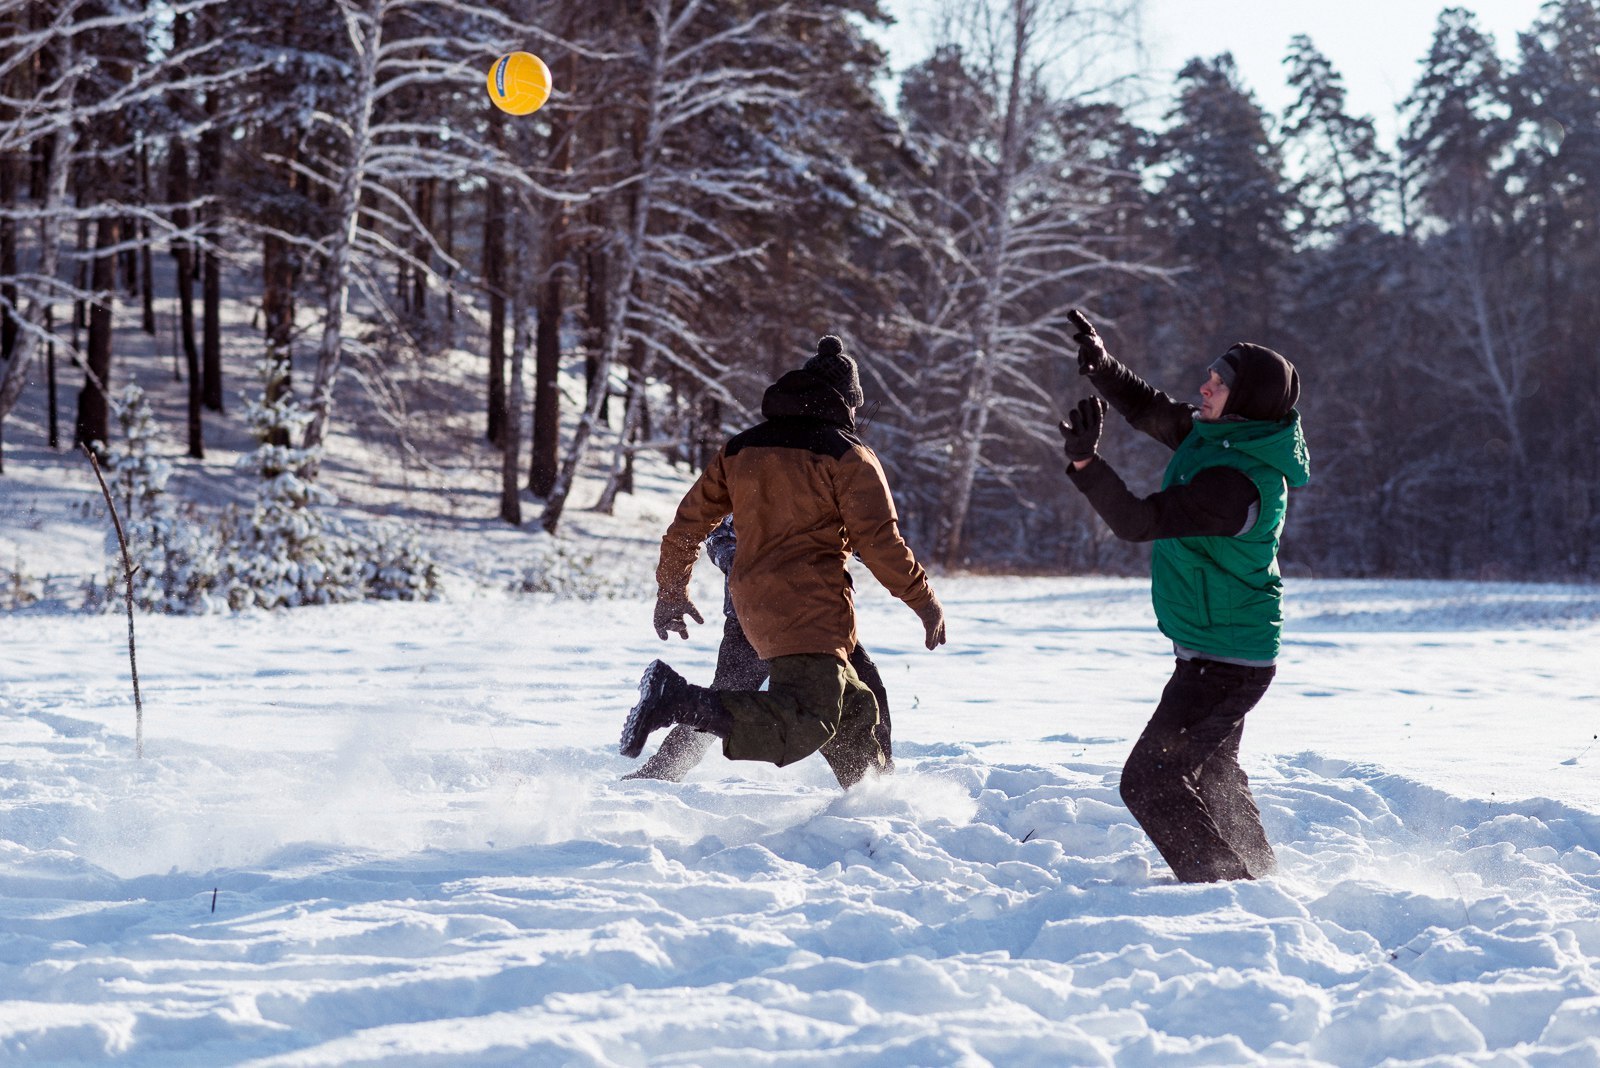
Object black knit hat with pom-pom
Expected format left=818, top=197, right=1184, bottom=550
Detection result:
left=802, top=335, right=864, bottom=406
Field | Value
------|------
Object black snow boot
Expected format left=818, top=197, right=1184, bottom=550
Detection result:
left=619, top=661, right=732, bottom=759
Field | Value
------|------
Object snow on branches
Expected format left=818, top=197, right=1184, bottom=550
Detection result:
left=93, top=366, right=439, bottom=615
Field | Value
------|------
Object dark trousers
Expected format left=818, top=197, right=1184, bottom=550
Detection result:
left=628, top=616, right=892, bottom=784
left=1119, top=658, right=1277, bottom=883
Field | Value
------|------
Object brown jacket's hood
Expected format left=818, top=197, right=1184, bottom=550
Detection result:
left=761, top=369, right=856, bottom=427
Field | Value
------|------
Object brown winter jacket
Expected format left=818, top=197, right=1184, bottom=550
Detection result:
left=656, top=369, right=936, bottom=661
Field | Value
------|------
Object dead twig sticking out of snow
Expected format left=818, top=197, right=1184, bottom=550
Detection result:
left=83, top=444, right=145, bottom=759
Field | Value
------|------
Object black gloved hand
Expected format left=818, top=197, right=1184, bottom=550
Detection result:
left=1067, top=308, right=1107, bottom=376
left=1059, top=396, right=1106, bottom=465
left=653, top=592, right=703, bottom=640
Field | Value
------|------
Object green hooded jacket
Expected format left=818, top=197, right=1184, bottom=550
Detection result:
left=1149, top=412, right=1311, bottom=662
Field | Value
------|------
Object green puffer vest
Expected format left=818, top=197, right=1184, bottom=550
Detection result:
left=1149, top=412, right=1311, bottom=663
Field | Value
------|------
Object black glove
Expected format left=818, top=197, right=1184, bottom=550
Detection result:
left=653, top=592, right=703, bottom=640
left=1067, top=308, right=1107, bottom=376
left=915, top=594, right=947, bottom=650
left=1059, top=396, right=1106, bottom=464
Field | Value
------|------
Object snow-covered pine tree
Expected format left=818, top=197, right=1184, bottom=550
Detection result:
left=221, top=355, right=364, bottom=609
left=220, top=355, right=439, bottom=608
left=359, top=521, right=441, bottom=602
left=99, top=384, right=225, bottom=613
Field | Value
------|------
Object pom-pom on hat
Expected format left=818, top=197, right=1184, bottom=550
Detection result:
left=1209, top=343, right=1300, bottom=422
left=803, top=335, right=864, bottom=407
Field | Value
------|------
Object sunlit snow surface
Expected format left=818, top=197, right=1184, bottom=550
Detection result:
left=3, top=579, right=1599, bottom=1066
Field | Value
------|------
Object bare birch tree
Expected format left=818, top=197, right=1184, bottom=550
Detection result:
left=285, top=0, right=578, bottom=474
left=0, top=0, right=236, bottom=457
left=296, top=0, right=386, bottom=472
left=0, top=7, right=79, bottom=446
left=541, top=0, right=797, bottom=532
left=889, top=0, right=1158, bottom=566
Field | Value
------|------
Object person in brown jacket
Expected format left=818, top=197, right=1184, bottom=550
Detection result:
left=623, top=515, right=897, bottom=783
left=618, top=335, right=946, bottom=788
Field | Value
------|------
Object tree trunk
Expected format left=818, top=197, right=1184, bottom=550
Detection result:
left=0, top=87, right=74, bottom=438
left=169, top=133, right=204, bottom=459
left=140, top=216, right=155, bottom=334
left=443, top=179, right=455, bottom=324
left=0, top=5, right=16, bottom=373
left=933, top=4, right=1029, bottom=568
left=501, top=211, right=529, bottom=525
left=301, top=0, right=383, bottom=468
left=199, top=39, right=224, bottom=413
left=121, top=213, right=138, bottom=300
left=163, top=5, right=203, bottom=453
left=75, top=216, right=118, bottom=449
left=582, top=202, right=610, bottom=424
left=528, top=50, right=575, bottom=497
left=46, top=305, right=58, bottom=449
left=542, top=1, right=670, bottom=534
left=1, top=137, right=16, bottom=363
left=695, top=395, right=720, bottom=470
left=73, top=216, right=86, bottom=338
left=411, top=176, right=432, bottom=318
left=262, top=220, right=296, bottom=438
left=596, top=337, right=649, bottom=512
left=202, top=247, right=222, bottom=408
left=530, top=259, right=562, bottom=496
left=484, top=178, right=507, bottom=444
left=261, top=189, right=297, bottom=449
left=137, top=143, right=156, bottom=335
left=594, top=364, right=644, bottom=515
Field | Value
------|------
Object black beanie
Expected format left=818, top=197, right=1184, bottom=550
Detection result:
left=803, top=335, right=864, bottom=406
left=1211, top=343, right=1300, bottom=422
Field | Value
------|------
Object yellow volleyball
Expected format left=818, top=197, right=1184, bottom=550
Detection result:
left=486, top=51, right=551, bottom=116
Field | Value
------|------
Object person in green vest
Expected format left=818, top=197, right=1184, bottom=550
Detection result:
left=1057, top=309, right=1310, bottom=883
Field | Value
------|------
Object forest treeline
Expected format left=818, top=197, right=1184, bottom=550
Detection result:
left=1, top=0, right=1596, bottom=580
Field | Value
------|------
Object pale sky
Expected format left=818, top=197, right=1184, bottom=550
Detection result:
left=875, top=0, right=1548, bottom=145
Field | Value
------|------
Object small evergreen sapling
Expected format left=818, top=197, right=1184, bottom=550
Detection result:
left=87, top=361, right=439, bottom=613
left=219, top=355, right=439, bottom=608
left=99, top=385, right=224, bottom=613
left=220, top=355, right=363, bottom=608
left=1, top=556, right=42, bottom=610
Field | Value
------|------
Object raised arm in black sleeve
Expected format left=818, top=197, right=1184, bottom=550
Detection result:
left=1085, top=355, right=1197, bottom=452
left=1067, top=458, right=1260, bottom=541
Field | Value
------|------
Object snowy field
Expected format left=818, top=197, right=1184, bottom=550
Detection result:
left=4, top=560, right=1600, bottom=1065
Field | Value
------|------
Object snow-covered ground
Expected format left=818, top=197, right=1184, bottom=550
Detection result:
left=4, top=489, right=1599, bottom=1063
left=4, top=281, right=1600, bottom=1064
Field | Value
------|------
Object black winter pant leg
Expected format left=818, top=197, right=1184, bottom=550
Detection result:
left=1196, top=717, right=1277, bottom=878
left=1119, top=658, right=1275, bottom=883
left=847, top=644, right=892, bottom=769
left=711, top=616, right=769, bottom=691
left=627, top=617, right=769, bottom=782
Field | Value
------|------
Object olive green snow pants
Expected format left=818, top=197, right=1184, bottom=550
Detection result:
left=716, top=653, right=885, bottom=787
